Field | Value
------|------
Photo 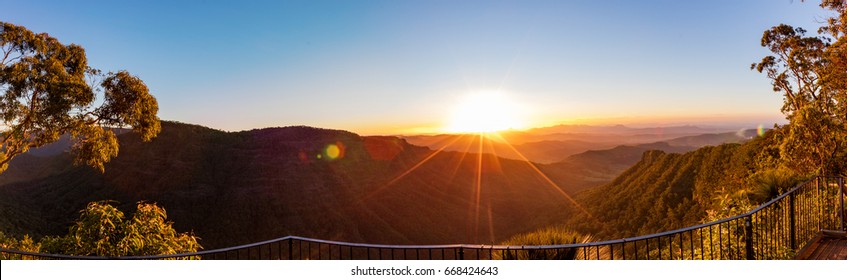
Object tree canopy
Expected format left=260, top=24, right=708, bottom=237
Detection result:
left=752, top=1, right=847, bottom=176
left=0, top=22, right=160, bottom=173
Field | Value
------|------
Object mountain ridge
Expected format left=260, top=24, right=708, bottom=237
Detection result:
left=0, top=121, right=580, bottom=248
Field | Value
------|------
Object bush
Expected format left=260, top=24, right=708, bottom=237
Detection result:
left=749, top=169, right=805, bottom=204
left=38, top=201, right=202, bottom=258
left=0, top=232, right=41, bottom=259
left=497, top=227, right=592, bottom=260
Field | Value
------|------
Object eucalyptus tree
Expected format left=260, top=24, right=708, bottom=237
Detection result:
left=0, top=22, right=159, bottom=173
left=752, top=1, right=847, bottom=175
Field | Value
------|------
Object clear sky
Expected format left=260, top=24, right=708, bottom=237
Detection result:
left=1, top=0, right=835, bottom=134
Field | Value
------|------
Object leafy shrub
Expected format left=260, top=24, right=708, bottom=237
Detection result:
left=749, top=169, right=804, bottom=204
left=37, top=201, right=202, bottom=258
left=0, top=231, right=41, bottom=259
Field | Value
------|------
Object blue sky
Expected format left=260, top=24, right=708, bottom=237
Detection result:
left=1, top=0, right=834, bottom=134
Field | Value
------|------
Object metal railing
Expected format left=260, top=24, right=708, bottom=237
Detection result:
left=2, top=176, right=844, bottom=260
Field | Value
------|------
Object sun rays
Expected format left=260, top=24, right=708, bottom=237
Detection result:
left=357, top=90, right=605, bottom=243
left=486, top=132, right=596, bottom=220
left=362, top=132, right=598, bottom=244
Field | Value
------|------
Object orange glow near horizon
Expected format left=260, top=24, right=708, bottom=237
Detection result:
left=347, top=112, right=786, bottom=136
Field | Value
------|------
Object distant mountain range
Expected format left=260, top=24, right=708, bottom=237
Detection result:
left=402, top=125, right=758, bottom=164
left=0, top=121, right=763, bottom=249
left=524, top=124, right=728, bottom=136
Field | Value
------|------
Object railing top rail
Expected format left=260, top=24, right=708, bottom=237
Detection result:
left=0, top=248, right=104, bottom=259
left=746, top=176, right=817, bottom=214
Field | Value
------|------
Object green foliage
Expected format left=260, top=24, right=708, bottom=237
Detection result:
left=39, top=201, right=201, bottom=257
left=1, top=201, right=200, bottom=259
left=0, top=231, right=40, bottom=259
left=819, top=2, right=847, bottom=106
left=560, top=128, right=798, bottom=241
left=0, top=21, right=160, bottom=174
left=120, top=203, right=202, bottom=256
left=706, top=186, right=754, bottom=220
left=47, top=201, right=125, bottom=256
left=497, top=227, right=592, bottom=260
left=69, top=123, right=120, bottom=173
left=566, top=144, right=744, bottom=239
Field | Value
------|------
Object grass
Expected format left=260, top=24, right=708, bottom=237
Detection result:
left=496, top=227, right=593, bottom=260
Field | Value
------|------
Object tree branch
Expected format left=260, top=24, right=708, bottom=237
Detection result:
left=1, top=45, right=11, bottom=65
left=0, top=89, right=40, bottom=147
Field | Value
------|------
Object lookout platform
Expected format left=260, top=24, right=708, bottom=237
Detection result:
left=797, top=230, right=847, bottom=260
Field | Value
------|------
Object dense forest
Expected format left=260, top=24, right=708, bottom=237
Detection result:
left=555, top=129, right=787, bottom=239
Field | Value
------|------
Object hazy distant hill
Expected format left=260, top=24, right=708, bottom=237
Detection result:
left=525, top=124, right=724, bottom=136
left=0, top=121, right=588, bottom=248
left=403, top=126, right=755, bottom=164
left=540, top=142, right=696, bottom=194
left=664, top=129, right=758, bottom=147
left=401, top=134, right=618, bottom=164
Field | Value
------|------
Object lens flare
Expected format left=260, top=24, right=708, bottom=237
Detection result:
left=757, top=124, right=766, bottom=137
left=324, top=142, right=345, bottom=160
left=326, top=145, right=340, bottom=159
left=298, top=150, right=309, bottom=163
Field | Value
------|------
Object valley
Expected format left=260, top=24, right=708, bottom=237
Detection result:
left=0, top=121, right=758, bottom=249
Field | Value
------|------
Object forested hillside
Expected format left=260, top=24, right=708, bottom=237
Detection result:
left=554, top=130, right=786, bottom=239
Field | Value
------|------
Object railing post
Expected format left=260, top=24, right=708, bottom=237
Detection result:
left=744, top=216, right=754, bottom=260
left=817, top=177, right=822, bottom=231
left=840, top=177, right=845, bottom=231
left=288, top=238, right=293, bottom=260
left=789, top=192, right=796, bottom=250
left=458, top=247, right=465, bottom=260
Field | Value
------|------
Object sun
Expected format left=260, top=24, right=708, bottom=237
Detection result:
left=444, top=91, right=526, bottom=133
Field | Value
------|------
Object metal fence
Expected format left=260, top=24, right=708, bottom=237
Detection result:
left=1, top=176, right=844, bottom=260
